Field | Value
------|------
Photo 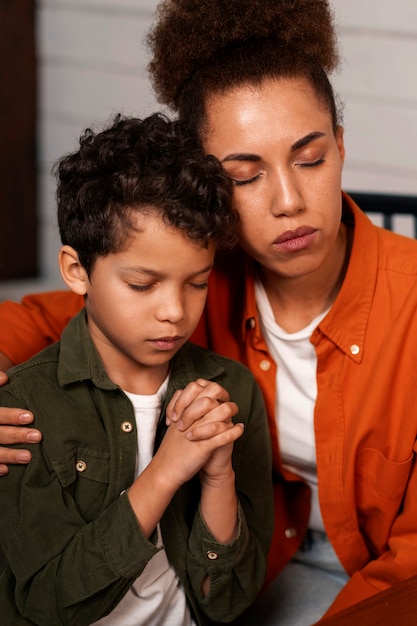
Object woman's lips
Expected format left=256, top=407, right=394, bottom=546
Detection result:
left=273, top=226, right=317, bottom=253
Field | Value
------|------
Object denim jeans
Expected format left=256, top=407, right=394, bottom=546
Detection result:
left=239, top=531, right=349, bottom=626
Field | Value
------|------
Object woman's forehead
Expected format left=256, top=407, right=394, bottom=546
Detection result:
left=202, top=78, right=331, bottom=152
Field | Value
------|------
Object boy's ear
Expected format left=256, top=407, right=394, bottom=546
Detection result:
left=59, top=245, right=89, bottom=295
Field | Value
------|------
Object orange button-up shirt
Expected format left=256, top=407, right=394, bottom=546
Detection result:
left=2, top=193, right=417, bottom=616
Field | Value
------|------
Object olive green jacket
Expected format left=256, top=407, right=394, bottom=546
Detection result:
left=0, top=310, right=273, bottom=626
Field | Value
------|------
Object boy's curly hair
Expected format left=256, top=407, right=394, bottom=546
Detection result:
left=54, top=113, right=238, bottom=274
left=148, top=0, right=340, bottom=110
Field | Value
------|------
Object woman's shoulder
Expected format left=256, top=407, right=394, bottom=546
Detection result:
left=348, top=196, right=417, bottom=277
left=376, top=225, right=417, bottom=275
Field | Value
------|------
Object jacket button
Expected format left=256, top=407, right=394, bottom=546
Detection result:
left=285, top=527, right=297, bottom=539
left=207, top=551, right=218, bottom=560
left=121, top=421, right=133, bottom=433
left=260, top=360, right=271, bottom=371
left=248, top=317, right=256, bottom=329
left=75, top=460, right=87, bottom=473
left=350, top=344, right=360, bottom=355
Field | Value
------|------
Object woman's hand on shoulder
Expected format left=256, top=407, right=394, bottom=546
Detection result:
left=0, top=371, right=42, bottom=475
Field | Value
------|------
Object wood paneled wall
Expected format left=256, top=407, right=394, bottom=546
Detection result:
left=0, top=0, right=38, bottom=280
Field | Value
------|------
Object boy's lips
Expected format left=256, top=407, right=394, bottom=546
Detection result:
left=150, top=336, right=184, bottom=351
left=273, top=226, right=317, bottom=252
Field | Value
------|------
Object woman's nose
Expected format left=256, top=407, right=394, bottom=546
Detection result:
left=270, top=170, right=304, bottom=217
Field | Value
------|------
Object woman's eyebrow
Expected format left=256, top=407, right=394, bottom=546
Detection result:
left=220, top=132, right=326, bottom=162
left=221, top=153, right=261, bottom=163
left=291, top=131, right=326, bottom=152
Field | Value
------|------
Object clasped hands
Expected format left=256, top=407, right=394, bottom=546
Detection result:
left=159, top=378, right=244, bottom=490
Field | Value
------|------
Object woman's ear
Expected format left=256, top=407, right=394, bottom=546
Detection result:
left=59, top=245, right=89, bottom=295
left=335, top=125, right=345, bottom=165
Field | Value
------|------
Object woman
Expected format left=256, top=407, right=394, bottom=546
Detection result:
left=1, top=1, right=417, bottom=623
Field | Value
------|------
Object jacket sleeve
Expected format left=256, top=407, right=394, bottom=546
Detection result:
left=185, top=374, right=274, bottom=622
left=0, top=291, right=83, bottom=365
left=0, top=388, right=159, bottom=626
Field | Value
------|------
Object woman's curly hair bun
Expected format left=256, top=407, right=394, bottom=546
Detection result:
left=147, top=0, right=340, bottom=110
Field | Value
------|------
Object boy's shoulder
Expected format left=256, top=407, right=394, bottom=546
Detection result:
left=0, top=343, right=61, bottom=410
left=4, top=343, right=61, bottom=404
left=178, top=343, right=264, bottom=414
left=6, top=310, right=87, bottom=383
left=184, top=341, right=255, bottom=381
left=7, top=342, right=60, bottom=379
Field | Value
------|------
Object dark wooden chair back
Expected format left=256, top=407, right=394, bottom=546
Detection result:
left=349, top=192, right=417, bottom=237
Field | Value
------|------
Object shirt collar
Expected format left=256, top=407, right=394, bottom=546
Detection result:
left=241, top=192, right=378, bottom=361
left=58, top=310, right=226, bottom=389
left=58, top=309, right=118, bottom=389
left=314, top=192, right=378, bottom=361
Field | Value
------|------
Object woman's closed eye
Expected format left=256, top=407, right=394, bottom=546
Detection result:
left=298, top=158, right=325, bottom=168
left=231, top=173, right=262, bottom=187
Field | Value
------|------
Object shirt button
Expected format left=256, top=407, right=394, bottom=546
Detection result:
left=260, top=360, right=271, bottom=371
left=248, top=318, right=256, bottom=329
left=350, top=344, right=360, bottom=355
left=121, top=421, right=133, bottom=433
left=76, top=460, right=87, bottom=473
left=207, top=551, right=218, bottom=560
left=285, top=527, right=297, bottom=539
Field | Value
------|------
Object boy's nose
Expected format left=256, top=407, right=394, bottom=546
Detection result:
left=155, top=292, right=185, bottom=323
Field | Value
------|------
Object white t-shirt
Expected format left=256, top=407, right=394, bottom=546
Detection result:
left=255, top=277, right=328, bottom=532
left=93, top=377, right=196, bottom=626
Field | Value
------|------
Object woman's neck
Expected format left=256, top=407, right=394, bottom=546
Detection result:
left=259, top=224, right=351, bottom=333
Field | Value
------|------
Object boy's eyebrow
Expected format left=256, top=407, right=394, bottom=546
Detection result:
left=121, top=264, right=214, bottom=277
left=220, top=131, right=326, bottom=162
left=188, top=264, right=214, bottom=277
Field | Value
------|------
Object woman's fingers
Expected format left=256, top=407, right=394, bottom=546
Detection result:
left=0, top=409, right=41, bottom=474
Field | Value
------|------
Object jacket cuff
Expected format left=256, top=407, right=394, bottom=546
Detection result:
left=189, top=501, right=248, bottom=572
left=95, top=491, right=160, bottom=578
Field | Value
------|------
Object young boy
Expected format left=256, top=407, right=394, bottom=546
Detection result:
left=0, top=113, right=273, bottom=625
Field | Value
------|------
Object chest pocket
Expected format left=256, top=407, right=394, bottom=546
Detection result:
left=355, top=447, right=414, bottom=554
left=52, top=448, right=111, bottom=522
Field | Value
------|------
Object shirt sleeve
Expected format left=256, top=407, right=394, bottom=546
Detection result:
left=0, top=385, right=160, bottom=626
left=0, top=291, right=83, bottom=365
left=185, top=375, right=274, bottom=622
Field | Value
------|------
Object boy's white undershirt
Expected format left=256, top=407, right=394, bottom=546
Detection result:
left=93, top=376, right=196, bottom=626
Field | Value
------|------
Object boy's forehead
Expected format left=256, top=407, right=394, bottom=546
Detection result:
left=115, top=214, right=215, bottom=266
left=126, top=211, right=197, bottom=239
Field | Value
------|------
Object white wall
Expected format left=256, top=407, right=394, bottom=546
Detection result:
left=1, top=0, right=416, bottom=299
left=331, top=0, right=417, bottom=196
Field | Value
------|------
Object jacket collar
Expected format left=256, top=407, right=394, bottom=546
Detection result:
left=241, top=192, right=378, bottom=362
left=314, top=192, right=378, bottom=362
left=58, top=310, right=225, bottom=389
left=58, top=310, right=118, bottom=389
